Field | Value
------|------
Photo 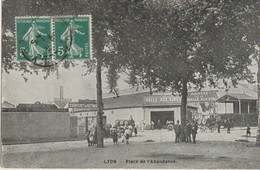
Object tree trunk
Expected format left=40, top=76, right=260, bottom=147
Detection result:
left=96, top=57, right=104, bottom=148
left=180, top=79, right=188, bottom=142
left=256, top=59, right=260, bottom=146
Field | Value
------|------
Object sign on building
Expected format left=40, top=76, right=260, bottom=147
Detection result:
left=143, top=95, right=181, bottom=105
left=143, top=90, right=218, bottom=105
left=187, top=91, right=218, bottom=102
left=69, top=103, right=97, bottom=109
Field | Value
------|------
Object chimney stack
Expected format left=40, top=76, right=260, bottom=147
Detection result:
left=60, top=86, right=64, bottom=99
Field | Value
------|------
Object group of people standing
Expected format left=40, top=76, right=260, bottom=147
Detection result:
left=174, top=120, right=198, bottom=143
left=87, top=124, right=137, bottom=146
left=110, top=125, right=137, bottom=145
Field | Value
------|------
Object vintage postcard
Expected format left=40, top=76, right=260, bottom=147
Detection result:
left=1, top=0, right=260, bottom=169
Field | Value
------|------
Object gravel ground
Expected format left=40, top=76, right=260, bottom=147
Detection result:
left=2, top=127, right=260, bottom=169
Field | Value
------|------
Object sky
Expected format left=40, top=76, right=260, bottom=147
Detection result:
left=2, top=59, right=258, bottom=105
left=2, top=65, right=130, bottom=105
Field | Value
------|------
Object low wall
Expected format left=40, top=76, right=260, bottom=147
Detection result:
left=219, top=113, right=258, bottom=127
left=2, top=111, right=70, bottom=143
left=70, top=116, right=78, bottom=138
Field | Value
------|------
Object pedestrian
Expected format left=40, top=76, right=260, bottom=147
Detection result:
left=142, top=120, right=146, bottom=131
left=206, top=115, right=212, bottom=127
left=151, top=121, right=155, bottom=130
left=121, top=127, right=126, bottom=143
left=217, top=121, right=221, bottom=133
left=111, top=126, right=118, bottom=145
left=216, top=116, right=222, bottom=133
left=130, top=116, right=135, bottom=130
left=86, top=129, right=91, bottom=146
left=227, top=119, right=231, bottom=134
left=246, top=124, right=251, bottom=137
left=125, top=127, right=131, bottom=144
left=110, top=126, right=114, bottom=136
left=89, top=129, right=94, bottom=146
left=186, top=120, right=192, bottom=143
left=134, top=126, right=138, bottom=136
left=191, top=120, right=198, bottom=144
left=157, top=120, right=161, bottom=130
left=174, top=120, right=181, bottom=143
left=93, top=127, right=98, bottom=145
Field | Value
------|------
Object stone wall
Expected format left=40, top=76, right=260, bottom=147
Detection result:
left=2, top=111, right=70, bottom=143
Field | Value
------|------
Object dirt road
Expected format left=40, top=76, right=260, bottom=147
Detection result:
left=2, top=127, right=260, bottom=168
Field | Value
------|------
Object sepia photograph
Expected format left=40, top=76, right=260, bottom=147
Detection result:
left=1, top=0, right=260, bottom=169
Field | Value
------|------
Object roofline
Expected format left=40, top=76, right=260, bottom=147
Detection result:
left=217, top=93, right=257, bottom=102
left=17, top=103, right=56, bottom=105
left=103, top=91, right=151, bottom=100
left=72, top=104, right=197, bottom=112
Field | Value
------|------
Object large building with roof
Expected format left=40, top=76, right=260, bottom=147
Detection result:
left=216, top=93, right=257, bottom=114
left=69, top=91, right=199, bottom=133
left=102, top=92, right=198, bottom=128
left=68, top=83, right=258, bottom=136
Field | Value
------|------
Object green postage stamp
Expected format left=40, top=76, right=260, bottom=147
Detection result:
left=16, top=17, right=52, bottom=61
left=16, top=15, right=92, bottom=62
left=55, top=16, right=91, bottom=60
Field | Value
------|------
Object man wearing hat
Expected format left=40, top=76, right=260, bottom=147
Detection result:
left=174, top=120, right=182, bottom=143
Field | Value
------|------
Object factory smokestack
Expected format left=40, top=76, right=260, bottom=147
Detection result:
left=60, top=86, right=64, bottom=99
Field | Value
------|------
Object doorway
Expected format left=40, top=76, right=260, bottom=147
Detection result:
left=151, top=111, right=174, bottom=129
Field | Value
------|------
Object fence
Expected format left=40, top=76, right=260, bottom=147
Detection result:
left=219, top=113, right=258, bottom=127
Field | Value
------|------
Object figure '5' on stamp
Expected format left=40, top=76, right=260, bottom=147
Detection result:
left=54, top=16, right=92, bottom=60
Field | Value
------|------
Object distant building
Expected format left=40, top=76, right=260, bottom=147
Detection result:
left=2, top=100, right=15, bottom=108
left=216, top=93, right=257, bottom=114
left=103, top=92, right=198, bottom=129
left=69, top=100, right=98, bottom=137
left=14, top=101, right=65, bottom=112
left=70, top=91, right=198, bottom=132
left=216, top=82, right=257, bottom=114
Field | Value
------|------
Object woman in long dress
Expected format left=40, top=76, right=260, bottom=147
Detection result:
left=60, top=20, right=85, bottom=58
left=22, top=21, right=47, bottom=58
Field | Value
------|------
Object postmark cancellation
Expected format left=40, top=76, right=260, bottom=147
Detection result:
left=15, top=15, right=92, bottom=65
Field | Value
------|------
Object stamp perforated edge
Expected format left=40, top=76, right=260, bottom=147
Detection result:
left=15, top=16, right=52, bottom=62
left=51, top=17, right=55, bottom=60
left=14, top=15, right=93, bottom=63
left=53, top=15, right=93, bottom=60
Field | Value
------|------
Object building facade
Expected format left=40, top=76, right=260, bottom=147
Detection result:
left=69, top=92, right=198, bottom=132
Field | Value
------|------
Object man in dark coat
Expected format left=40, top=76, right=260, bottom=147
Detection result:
left=174, top=120, right=181, bottom=143
left=227, top=118, right=231, bottom=134
left=216, top=116, right=222, bottom=133
left=186, top=120, right=192, bottom=143
left=94, top=127, right=98, bottom=145
left=86, top=130, right=91, bottom=146
left=191, top=120, right=198, bottom=143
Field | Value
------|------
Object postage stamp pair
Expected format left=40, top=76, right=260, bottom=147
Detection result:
left=16, top=15, right=92, bottom=62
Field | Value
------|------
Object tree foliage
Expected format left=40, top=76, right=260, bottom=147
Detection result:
left=2, top=0, right=260, bottom=145
left=111, top=0, right=260, bottom=129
